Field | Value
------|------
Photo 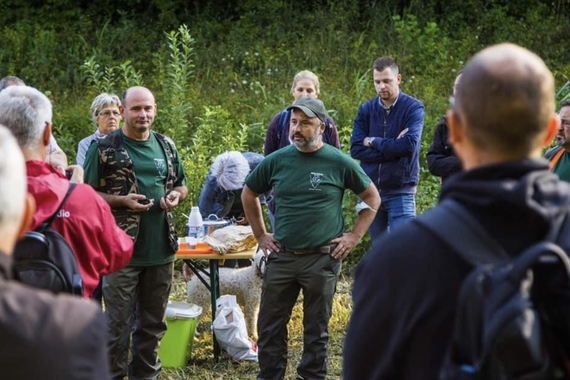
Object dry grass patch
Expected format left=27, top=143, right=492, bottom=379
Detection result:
left=162, top=267, right=353, bottom=379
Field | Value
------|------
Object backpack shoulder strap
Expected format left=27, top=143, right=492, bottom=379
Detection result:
left=548, top=211, right=570, bottom=249
left=324, top=117, right=332, bottom=143
left=417, top=198, right=510, bottom=266
left=277, top=110, right=290, bottom=141
left=43, top=183, right=77, bottom=228
left=548, top=148, right=565, bottom=170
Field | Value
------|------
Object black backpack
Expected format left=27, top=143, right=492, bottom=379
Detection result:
left=418, top=199, right=570, bottom=380
left=13, top=183, right=84, bottom=296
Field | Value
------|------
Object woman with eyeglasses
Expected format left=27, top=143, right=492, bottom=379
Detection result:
left=76, top=93, right=122, bottom=167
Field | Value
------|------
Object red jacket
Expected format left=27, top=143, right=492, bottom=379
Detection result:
left=26, top=160, right=134, bottom=298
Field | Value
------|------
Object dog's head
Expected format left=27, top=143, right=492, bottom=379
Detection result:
left=254, top=250, right=267, bottom=279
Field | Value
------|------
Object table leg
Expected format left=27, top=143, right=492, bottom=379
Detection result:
left=210, top=259, right=221, bottom=362
left=183, top=259, right=220, bottom=362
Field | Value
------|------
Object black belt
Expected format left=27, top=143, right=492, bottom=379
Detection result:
left=281, top=244, right=337, bottom=255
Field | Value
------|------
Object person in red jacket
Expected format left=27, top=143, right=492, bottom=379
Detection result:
left=0, top=124, right=112, bottom=379
left=0, top=84, right=134, bottom=299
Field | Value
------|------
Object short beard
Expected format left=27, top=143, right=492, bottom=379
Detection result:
left=290, top=132, right=321, bottom=151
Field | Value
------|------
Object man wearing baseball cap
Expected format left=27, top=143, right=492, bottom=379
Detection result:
left=242, top=96, right=380, bottom=380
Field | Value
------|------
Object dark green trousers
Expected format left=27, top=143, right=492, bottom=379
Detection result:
left=103, top=263, right=173, bottom=380
left=257, top=250, right=341, bottom=380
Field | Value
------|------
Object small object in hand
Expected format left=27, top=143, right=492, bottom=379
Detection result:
left=138, top=198, right=151, bottom=205
left=65, top=169, right=73, bottom=180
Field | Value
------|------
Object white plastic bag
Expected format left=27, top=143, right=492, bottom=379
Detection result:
left=212, top=295, right=258, bottom=361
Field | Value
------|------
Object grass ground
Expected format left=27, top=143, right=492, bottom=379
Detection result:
left=162, top=267, right=353, bottom=379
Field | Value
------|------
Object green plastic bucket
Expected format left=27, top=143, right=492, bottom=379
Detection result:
left=159, top=302, right=203, bottom=368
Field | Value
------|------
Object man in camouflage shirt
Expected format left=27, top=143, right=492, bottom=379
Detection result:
left=84, top=86, right=187, bottom=380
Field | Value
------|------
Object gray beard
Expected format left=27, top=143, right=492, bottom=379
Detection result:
left=290, top=133, right=321, bottom=151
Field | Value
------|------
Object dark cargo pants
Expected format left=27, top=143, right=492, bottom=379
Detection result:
left=103, top=263, right=173, bottom=380
left=257, top=250, right=341, bottom=380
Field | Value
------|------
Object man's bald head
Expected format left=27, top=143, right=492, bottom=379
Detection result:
left=454, top=43, right=555, bottom=156
left=122, top=86, right=155, bottom=106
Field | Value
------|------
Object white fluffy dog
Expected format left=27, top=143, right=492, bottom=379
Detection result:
left=186, top=250, right=266, bottom=339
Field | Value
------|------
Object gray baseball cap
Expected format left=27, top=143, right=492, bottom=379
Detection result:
left=287, top=97, right=329, bottom=122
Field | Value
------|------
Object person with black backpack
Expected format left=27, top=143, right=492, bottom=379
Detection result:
left=0, top=124, right=112, bottom=379
left=343, top=43, right=570, bottom=379
left=84, top=86, right=188, bottom=380
left=0, top=85, right=134, bottom=300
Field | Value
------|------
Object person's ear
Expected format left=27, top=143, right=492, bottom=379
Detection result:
left=542, top=113, right=560, bottom=148
left=42, top=122, right=52, bottom=147
left=447, top=109, right=464, bottom=146
left=17, top=194, right=36, bottom=239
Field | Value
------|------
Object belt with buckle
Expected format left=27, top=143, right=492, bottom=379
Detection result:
left=282, top=244, right=337, bottom=255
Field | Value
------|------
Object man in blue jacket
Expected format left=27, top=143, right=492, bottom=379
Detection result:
left=344, top=42, right=566, bottom=380
left=350, top=56, right=424, bottom=241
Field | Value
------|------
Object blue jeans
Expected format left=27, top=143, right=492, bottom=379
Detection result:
left=369, top=194, right=416, bottom=241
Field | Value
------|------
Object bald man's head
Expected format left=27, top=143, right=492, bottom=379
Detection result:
left=454, top=43, right=555, bottom=156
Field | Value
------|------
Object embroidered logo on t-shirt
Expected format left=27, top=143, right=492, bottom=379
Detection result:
left=310, top=172, right=323, bottom=191
left=154, top=158, right=166, bottom=178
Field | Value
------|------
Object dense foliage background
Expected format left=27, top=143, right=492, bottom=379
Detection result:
left=2, top=0, right=570, bottom=266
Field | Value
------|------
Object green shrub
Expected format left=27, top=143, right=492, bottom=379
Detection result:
left=2, top=1, right=570, bottom=272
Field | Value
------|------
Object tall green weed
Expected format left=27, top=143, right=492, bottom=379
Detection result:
left=2, top=1, right=570, bottom=267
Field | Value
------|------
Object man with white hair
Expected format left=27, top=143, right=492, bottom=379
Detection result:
left=0, top=85, right=134, bottom=300
left=0, top=124, right=111, bottom=379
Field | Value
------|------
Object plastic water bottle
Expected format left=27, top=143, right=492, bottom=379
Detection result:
left=187, top=206, right=204, bottom=248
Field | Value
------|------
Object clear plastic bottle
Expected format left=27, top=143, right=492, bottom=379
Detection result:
left=187, top=206, right=204, bottom=248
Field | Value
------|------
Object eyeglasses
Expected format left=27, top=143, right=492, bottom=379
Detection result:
left=98, top=110, right=121, bottom=118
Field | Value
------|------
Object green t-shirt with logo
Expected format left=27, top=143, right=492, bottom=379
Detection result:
left=122, top=133, right=172, bottom=265
left=245, top=144, right=371, bottom=249
left=84, top=130, right=186, bottom=266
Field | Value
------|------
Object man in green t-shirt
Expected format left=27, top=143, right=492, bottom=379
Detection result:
left=83, top=86, right=187, bottom=380
left=242, top=97, right=380, bottom=380
left=545, top=99, right=570, bottom=182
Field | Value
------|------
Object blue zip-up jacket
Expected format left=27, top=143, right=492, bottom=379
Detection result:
left=350, top=92, right=424, bottom=195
